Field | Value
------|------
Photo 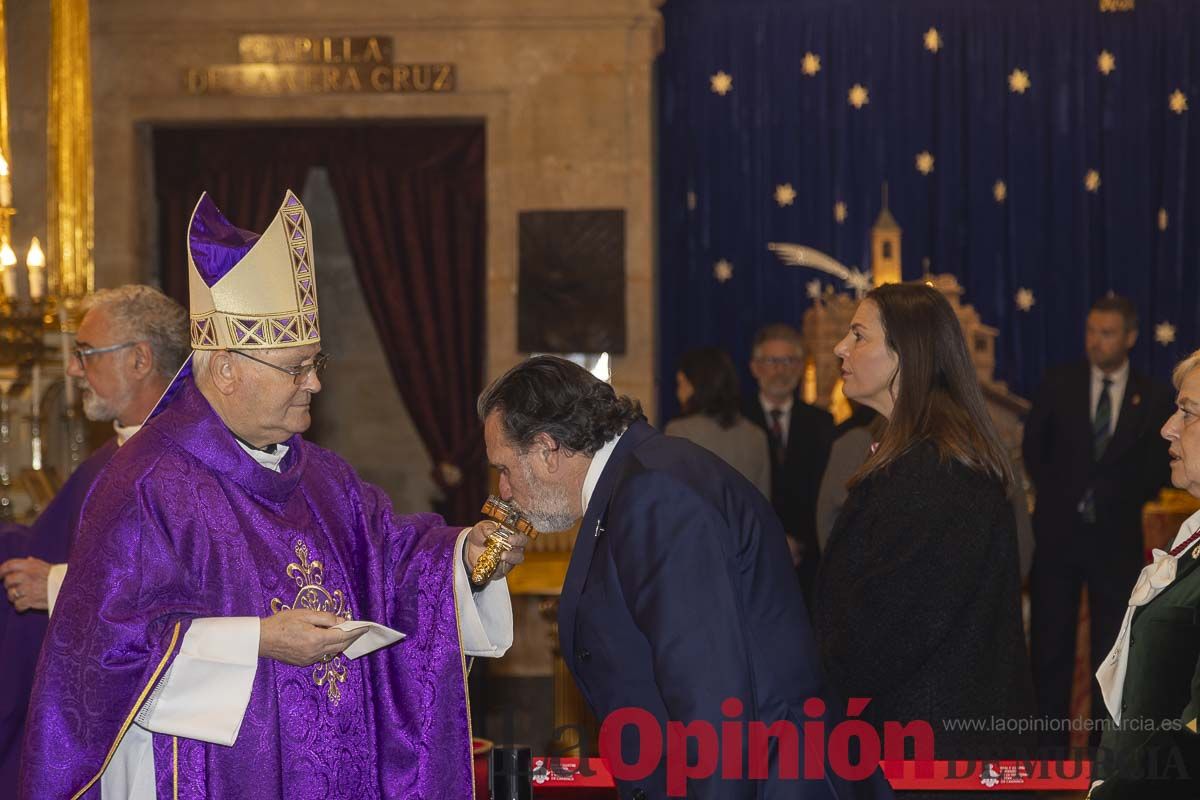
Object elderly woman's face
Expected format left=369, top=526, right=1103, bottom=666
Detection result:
left=1162, top=368, right=1200, bottom=497
left=833, top=299, right=900, bottom=419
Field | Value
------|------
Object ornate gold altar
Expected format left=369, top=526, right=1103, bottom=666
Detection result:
left=0, top=0, right=95, bottom=522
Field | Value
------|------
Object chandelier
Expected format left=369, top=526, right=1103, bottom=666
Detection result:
left=0, top=0, right=93, bottom=522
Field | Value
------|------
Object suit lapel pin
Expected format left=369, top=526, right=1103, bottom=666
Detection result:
left=1191, top=543, right=1200, bottom=560
left=594, top=520, right=604, bottom=538
left=1132, top=394, right=1142, bottom=407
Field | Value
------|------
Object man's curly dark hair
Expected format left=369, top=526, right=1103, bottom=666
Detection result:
left=477, top=355, right=644, bottom=456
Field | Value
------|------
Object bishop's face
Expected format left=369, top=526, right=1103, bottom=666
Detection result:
left=233, top=343, right=323, bottom=445
left=484, top=411, right=581, bottom=533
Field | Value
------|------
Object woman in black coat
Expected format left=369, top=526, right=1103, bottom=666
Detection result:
left=814, top=285, right=1035, bottom=788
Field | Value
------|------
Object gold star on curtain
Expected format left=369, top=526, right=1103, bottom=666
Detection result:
left=806, top=279, right=822, bottom=300
left=1098, top=50, right=1116, bottom=75
left=774, top=183, right=797, bottom=207
left=1155, top=321, right=1177, bottom=346
left=993, top=180, right=1008, bottom=203
left=710, top=71, right=733, bottom=96
left=916, top=151, right=935, bottom=174
left=1085, top=169, right=1101, bottom=193
left=834, top=201, right=848, bottom=223
left=1159, top=208, right=1169, bottom=230
left=687, top=191, right=697, bottom=210
left=801, top=52, right=821, bottom=76
left=1170, top=89, right=1188, bottom=114
left=1015, top=288, right=1036, bottom=312
left=848, top=84, right=869, bottom=108
left=924, top=28, right=942, bottom=53
left=713, top=259, right=733, bottom=282
left=1008, top=69, right=1031, bottom=94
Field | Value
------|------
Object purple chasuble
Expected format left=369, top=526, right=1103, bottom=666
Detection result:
left=0, top=440, right=118, bottom=796
left=21, top=379, right=473, bottom=799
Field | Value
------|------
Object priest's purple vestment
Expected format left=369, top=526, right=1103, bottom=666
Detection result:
left=0, top=440, right=118, bottom=796
left=21, top=378, right=474, bottom=799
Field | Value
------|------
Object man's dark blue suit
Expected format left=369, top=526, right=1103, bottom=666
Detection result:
left=557, top=420, right=893, bottom=800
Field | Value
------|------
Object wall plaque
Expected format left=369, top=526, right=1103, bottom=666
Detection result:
left=185, top=35, right=455, bottom=96
left=518, top=210, right=626, bottom=355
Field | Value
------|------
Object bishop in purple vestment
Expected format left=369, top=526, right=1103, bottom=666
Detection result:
left=20, top=192, right=520, bottom=799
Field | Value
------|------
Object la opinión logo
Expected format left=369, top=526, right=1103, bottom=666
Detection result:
left=596, top=697, right=934, bottom=796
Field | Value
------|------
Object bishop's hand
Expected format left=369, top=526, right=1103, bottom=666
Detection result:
left=258, top=608, right=366, bottom=666
left=464, top=519, right=531, bottom=583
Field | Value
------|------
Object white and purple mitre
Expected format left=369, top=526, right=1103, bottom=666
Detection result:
left=187, top=189, right=319, bottom=351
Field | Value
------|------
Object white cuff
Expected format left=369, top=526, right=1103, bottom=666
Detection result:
left=45, top=563, right=68, bottom=617
left=138, top=616, right=260, bottom=746
left=454, top=529, right=513, bottom=658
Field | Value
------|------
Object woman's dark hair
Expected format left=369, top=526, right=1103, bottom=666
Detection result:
left=848, top=283, right=1013, bottom=490
left=677, top=347, right=741, bottom=428
left=477, top=355, right=643, bottom=455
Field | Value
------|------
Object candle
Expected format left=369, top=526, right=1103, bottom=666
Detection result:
left=30, top=364, right=41, bottom=471
left=0, top=152, right=12, bottom=208
left=59, top=306, right=75, bottom=407
left=30, top=363, right=40, bottom=418
left=26, top=237, right=45, bottom=301
left=27, top=266, right=44, bottom=301
left=1, top=241, right=17, bottom=300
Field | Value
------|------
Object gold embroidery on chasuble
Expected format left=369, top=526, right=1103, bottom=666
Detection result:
left=270, top=540, right=353, bottom=704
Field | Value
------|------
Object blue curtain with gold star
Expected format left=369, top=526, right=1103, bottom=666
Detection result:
left=657, top=0, right=1200, bottom=421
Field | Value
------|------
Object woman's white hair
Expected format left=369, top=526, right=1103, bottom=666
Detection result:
left=1173, top=349, right=1200, bottom=390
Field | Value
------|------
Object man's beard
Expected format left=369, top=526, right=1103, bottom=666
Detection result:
left=1090, top=352, right=1127, bottom=373
left=765, top=376, right=800, bottom=397
left=513, top=458, right=579, bottom=533
left=80, top=379, right=132, bottom=423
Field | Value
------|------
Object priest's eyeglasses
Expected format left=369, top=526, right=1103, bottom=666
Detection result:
left=753, top=356, right=803, bottom=368
left=73, top=341, right=138, bottom=371
left=231, top=350, right=330, bottom=385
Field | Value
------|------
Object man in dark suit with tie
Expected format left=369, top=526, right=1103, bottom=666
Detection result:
left=1023, top=294, right=1174, bottom=751
left=742, top=324, right=836, bottom=604
left=479, top=355, right=892, bottom=800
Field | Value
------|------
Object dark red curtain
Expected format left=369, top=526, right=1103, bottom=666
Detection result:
left=325, top=127, right=486, bottom=526
left=151, top=124, right=486, bottom=525
left=153, top=128, right=320, bottom=305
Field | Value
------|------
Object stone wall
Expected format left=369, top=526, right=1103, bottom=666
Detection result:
left=80, top=0, right=661, bottom=417
left=6, top=0, right=661, bottom=442
left=0, top=0, right=663, bottom=689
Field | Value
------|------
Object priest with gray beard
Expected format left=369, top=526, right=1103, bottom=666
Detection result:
left=0, top=285, right=189, bottom=796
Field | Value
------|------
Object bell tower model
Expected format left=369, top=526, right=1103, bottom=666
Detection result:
left=871, top=184, right=902, bottom=286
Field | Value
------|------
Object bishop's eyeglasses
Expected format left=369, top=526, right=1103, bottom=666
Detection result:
left=231, top=350, right=330, bottom=385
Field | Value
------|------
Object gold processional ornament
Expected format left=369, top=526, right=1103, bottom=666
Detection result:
left=270, top=539, right=352, bottom=704
left=471, top=496, right=539, bottom=587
